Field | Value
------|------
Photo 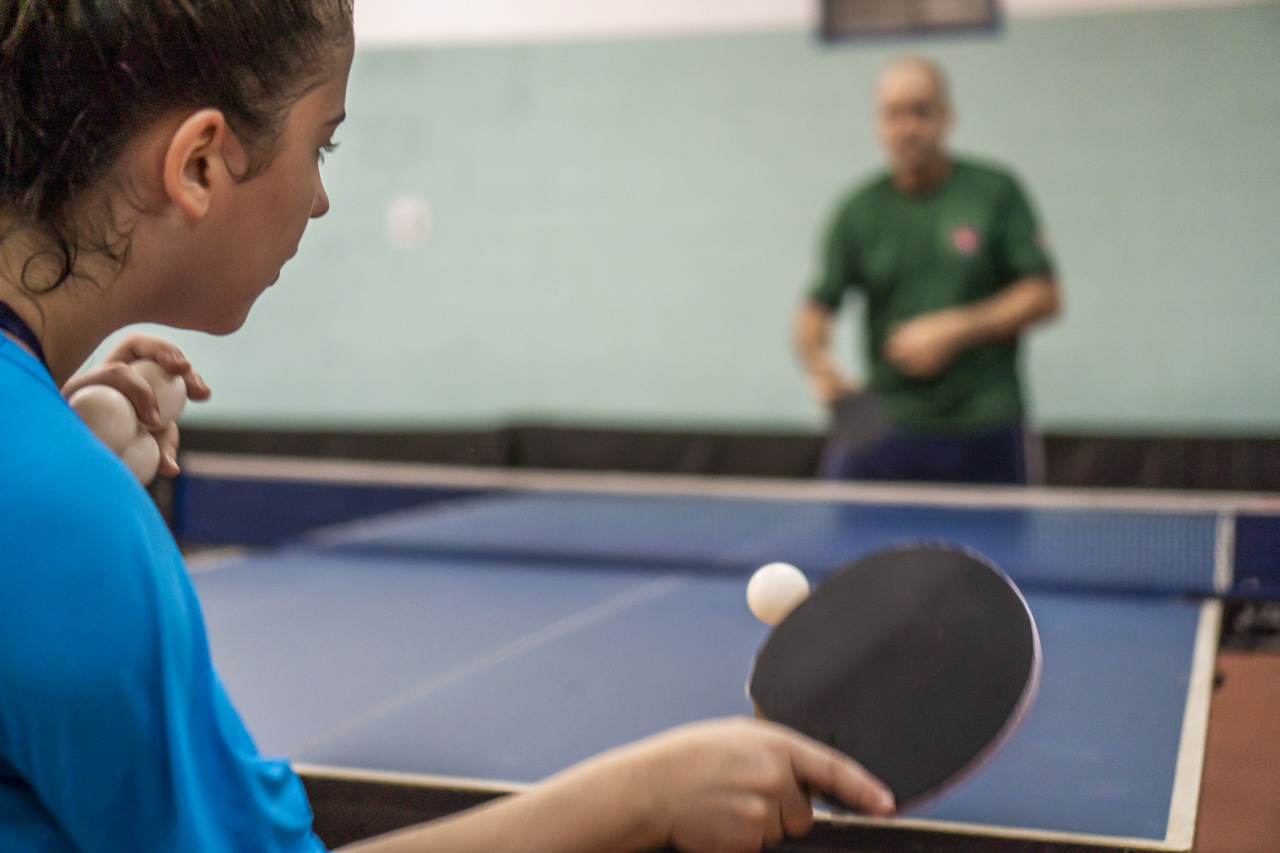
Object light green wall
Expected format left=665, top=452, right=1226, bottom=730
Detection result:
left=129, top=2, right=1280, bottom=433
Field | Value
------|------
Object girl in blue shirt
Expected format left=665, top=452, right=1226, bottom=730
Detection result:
left=0, top=4, right=893, bottom=852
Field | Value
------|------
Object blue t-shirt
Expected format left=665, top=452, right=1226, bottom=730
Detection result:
left=0, top=338, right=326, bottom=853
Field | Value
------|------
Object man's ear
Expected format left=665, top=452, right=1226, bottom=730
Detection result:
left=162, top=109, right=233, bottom=220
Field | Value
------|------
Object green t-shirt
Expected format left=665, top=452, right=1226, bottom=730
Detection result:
left=810, top=157, right=1054, bottom=432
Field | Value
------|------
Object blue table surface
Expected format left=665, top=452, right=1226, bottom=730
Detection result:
left=197, top=538, right=1205, bottom=844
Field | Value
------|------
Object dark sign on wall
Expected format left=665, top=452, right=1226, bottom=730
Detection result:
left=821, top=0, right=1001, bottom=39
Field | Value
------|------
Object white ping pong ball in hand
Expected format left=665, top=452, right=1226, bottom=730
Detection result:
left=119, top=427, right=161, bottom=484
left=69, top=385, right=137, bottom=453
left=131, top=359, right=186, bottom=425
left=747, top=562, right=810, bottom=626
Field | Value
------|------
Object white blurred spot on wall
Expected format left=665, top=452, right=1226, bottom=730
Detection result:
left=387, top=194, right=431, bottom=250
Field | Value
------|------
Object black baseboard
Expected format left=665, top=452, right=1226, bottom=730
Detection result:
left=1042, top=434, right=1280, bottom=492
left=176, top=425, right=1280, bottom=492
left=178, top=425, right=825, bottom=479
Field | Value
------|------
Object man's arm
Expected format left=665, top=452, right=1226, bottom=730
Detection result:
left=793, top=301, right=857, bottom=405
left=339, top=718, right=895, bottom=853
left=883, top=275, right=1060, bottom=380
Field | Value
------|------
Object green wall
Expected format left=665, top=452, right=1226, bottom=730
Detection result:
left=128, top=2, right=1280, bottom=433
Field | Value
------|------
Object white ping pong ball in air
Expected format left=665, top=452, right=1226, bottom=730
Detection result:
left=120, top=427, right=161, bottom=484
left=69, top=385, right=137, bottom=453
left=747, top=562, right=810, bottom=626
left=131, top=359, right=186, bottom=425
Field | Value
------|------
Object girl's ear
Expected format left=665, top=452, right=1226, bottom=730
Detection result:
left=162, top=109, right=234, bottom=219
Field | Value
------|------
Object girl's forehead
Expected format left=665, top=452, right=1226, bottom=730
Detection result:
left=273, top=44, right=351, bottom=138
left=300, top=40, right=355, bottom=114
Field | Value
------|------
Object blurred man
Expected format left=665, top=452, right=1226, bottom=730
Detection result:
left=795, top=57, right=1060, bottom=483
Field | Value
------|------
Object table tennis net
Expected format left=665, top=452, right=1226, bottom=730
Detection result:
left=308, top=492, right=1227, bottom=597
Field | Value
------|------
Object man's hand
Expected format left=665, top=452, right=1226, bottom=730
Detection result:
left=62, top=334, right=211, bottom=477
left=807, top=365, right=857, bottom=406
left=885, top=277, right=1060, bottom=380
left=883, top=308, right=969, bottom=379
left=794, top=302, right=859, bottom=405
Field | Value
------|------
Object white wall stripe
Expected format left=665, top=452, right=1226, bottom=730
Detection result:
left=354, top=0, right=812, bottom=47
left=353, top=0, right=1274, bottom=47
left=1011, top=0, right=1273, bottom=16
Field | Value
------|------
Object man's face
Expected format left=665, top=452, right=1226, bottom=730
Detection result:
left=875, top=65, right=951, bottom=175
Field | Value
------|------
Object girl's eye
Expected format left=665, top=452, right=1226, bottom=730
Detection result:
left=319, top=141, right=339, bottom=163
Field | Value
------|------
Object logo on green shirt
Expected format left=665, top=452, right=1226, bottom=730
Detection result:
left=950, top=224, right=981, bottom=256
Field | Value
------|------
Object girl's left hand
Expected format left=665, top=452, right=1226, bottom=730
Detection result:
left=63, top=334, right=212, bottom=478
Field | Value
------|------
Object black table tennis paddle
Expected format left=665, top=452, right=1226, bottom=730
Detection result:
left=748, top=545, right=1040, bottom=810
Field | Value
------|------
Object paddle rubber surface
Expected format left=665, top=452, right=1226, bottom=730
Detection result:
left=828, top=389, right=892, bottom=452
left=749, top=545, right=1041, bottom=809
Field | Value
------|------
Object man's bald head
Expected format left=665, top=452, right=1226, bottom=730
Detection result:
left=876, top=57, right=950, bottom=108
left=874, top=57, right=953, bottom=191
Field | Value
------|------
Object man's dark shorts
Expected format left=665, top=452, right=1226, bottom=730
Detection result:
left=819, top=424, right=1029, bottom=485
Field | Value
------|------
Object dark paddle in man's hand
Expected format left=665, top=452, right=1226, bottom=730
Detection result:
left=828, top=388, right=892, bottom=454
left=747, top=545, right=1041, bottom=810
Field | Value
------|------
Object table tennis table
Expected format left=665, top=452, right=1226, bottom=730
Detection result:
left=178, top=453, right=1280, bottom=852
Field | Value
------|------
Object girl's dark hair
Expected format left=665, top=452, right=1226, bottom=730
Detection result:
left=0, top=0, right=354, bottom=291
